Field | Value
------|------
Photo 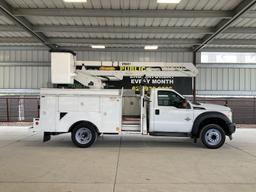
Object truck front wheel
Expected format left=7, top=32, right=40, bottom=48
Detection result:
left=71, top=124, right=97, bottom=148
left=200, top=124, right=226, bottom=149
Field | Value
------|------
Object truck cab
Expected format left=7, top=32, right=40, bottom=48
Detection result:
left=148, top=89, right=235, bottom=148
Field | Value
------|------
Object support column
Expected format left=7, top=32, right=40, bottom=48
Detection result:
left=192, top=51, right=197, bottom=103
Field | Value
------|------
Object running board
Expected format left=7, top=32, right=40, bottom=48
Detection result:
left=122, top=124, right=141, bottom=132
left=149, top=132, right=190, bottom=137
left=121, top=131, right=142, bottom=135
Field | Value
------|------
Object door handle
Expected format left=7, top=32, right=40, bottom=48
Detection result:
left=155, top=109, right=160, bottom=115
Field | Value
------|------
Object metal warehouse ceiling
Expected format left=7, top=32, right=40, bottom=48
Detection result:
left=0, top=0, right=256, bottom=52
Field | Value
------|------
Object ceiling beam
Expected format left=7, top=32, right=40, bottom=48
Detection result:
left=0, top=37, right=255, bottom=47
left=49, top=38, right=201, bottom=45
left=34, top=25, right=214, bottom=34
left=210, top=39, right=256, bottom=46
left=0, top=24, right=24, bottom=31
left=13, top=8, right=233, bottom=18
left=33, top=26, right=256, bottom=35
left=0, top=37, right=198, bottom=45
left=245, top=11, right=256, bottom=17
left=61, top=46, right=193, bottom=52
left=2, top=24, right=256, bottom=35
left=194, top=0, right=256, bottom=52
left=0, top=0, right=56, bottom=49
left=11, top=8, right=256, bottom=18
left=46, top=38, right=256, bottom=46
left=203, top=47, right=256, bottom=52
left=0, top=25, right=215, bottom=34
left=0, top=37, right=39, bottom=43
left=0, top=45, right=193, bottom=53
left=1, top=44, right=256, bottom=53
left=226, top=27, right=256, bottom=34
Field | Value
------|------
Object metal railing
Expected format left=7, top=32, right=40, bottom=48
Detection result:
left=194, top=97, right=256, bottom=124
left=0, top=97, right=39, bottom=122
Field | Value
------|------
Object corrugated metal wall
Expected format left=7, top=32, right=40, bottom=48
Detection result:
left=76, top=51, right=193, bottom=62
left=197, top=64, right=256, bottom=96
left=0, top=65, right=51, bottom=89
left=0, top=48, right=51, bottom=89
left=0, top=47, right=193, bottom=89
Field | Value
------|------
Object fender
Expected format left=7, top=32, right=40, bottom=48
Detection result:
left=69, top=120, right=99, bottom=133
left=192, top=112, right=232, bottom=137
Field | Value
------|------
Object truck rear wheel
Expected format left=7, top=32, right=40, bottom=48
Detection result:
left=200, top=124, right=225, bottom=149
left=71, top=124, right=97, bottom=148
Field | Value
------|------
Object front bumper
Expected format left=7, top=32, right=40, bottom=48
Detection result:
left=228, top=123, right=236, bottom=135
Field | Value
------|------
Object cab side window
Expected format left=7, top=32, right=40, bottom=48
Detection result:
left=158, top=91, right=184, bottom=108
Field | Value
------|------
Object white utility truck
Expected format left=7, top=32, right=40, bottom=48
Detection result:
left=32, top=51, right=236, bottom=149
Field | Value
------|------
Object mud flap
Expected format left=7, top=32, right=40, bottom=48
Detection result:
left=43, top=132, right=51, bottom=142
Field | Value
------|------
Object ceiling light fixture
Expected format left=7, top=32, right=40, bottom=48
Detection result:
left=91, top=45, right=106, bottom=49
left=144, top=45, right=158, bottom=50
left=157, top=0, right=181, bottom=3
left=63, top=0, right=87, bottom=3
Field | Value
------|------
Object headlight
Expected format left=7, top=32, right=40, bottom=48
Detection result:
left=224, top=111, right=232, bottom=122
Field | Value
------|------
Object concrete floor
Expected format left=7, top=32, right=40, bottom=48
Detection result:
left=0, top=127, right=255, bottom=192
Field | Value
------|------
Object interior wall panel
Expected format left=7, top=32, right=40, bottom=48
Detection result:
left=0, top=66, right=50, bottom=89
left=197, top=64, right=256, bottom=95
left=0, top=49, right=50, bottom=62
left=75, top=51, right=193, bottom=62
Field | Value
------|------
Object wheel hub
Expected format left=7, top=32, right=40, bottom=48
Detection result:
left=75, top=128, right=92, bottom=144
left=205, top=128, right=222, bottom=146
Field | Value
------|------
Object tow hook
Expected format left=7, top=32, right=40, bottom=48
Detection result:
left=229, top=135, right=233, bottom=140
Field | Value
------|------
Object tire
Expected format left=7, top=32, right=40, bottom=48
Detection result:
left=71, top=123, right=97, bottom=148
left=200, top=124, right=226, bottom=149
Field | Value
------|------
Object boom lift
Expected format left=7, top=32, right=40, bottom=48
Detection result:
left=50, top=51, right=198, bottom=88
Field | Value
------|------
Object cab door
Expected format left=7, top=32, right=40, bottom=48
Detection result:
left=153, top=90, right=193, bottom=133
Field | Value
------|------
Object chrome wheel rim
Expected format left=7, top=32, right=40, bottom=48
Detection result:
left=75, top=128, right=92, bottom=144
left=205, top=128, right=222, bottom=146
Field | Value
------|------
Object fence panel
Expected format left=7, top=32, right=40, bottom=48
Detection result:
left=0, top=97, right=39, bottom=122
left=195, top=97, right=256, bottom=124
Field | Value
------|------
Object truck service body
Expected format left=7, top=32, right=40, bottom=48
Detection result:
left=33, top=88, right=235, bottom=149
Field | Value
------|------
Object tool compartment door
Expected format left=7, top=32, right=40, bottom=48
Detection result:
left=40, top=95, right=58, bottom=132
left=101, top=96, right=122, bottom=133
